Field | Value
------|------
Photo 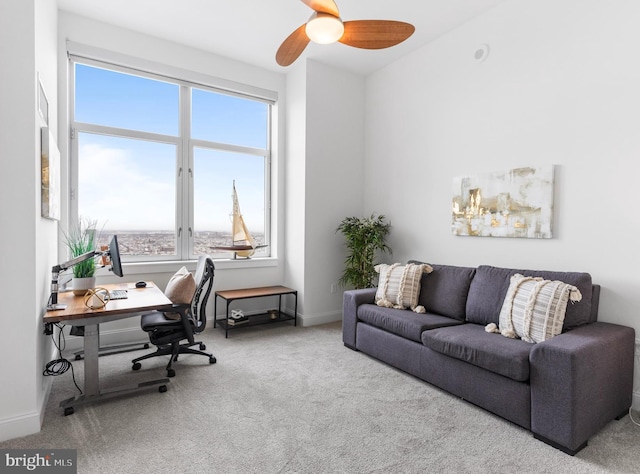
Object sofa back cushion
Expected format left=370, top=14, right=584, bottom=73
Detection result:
left=409, top=261, right=476, bottom=321
left=358, top=304, right=464, bottom=343
left=466, top=265, right=594, bottom=329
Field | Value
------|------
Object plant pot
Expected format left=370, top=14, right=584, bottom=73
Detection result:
left=72, top=276, right=96, bottom=296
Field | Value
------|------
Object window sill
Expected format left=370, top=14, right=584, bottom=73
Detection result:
left=95, top=257, right=279, bottom=276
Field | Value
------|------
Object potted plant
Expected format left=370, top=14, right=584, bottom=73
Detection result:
left=336, top=214, right=392, bottom=289
left=64, top=217, right=99, bottom=295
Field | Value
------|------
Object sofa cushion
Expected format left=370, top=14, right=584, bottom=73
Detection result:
left=466, top=265, right=593, bottom=329
left=421, top=324, right=533, bottom=382
left=497, top=274, right=582, bottom=343
left=409, top=261, right=476, bottom=321
left=357, top=304, right=464, bottom=343
left=375, top=263, right=432, bottom=311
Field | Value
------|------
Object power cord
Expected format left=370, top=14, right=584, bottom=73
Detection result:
left=630, top=408, right=640, bottom=427
left=43, top=322, right=83, bottom=395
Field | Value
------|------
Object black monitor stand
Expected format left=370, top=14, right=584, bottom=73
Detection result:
left=47, top=250, right=103, bottom=311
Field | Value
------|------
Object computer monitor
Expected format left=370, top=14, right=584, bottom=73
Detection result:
left=109, top=235, right=124, bottom=277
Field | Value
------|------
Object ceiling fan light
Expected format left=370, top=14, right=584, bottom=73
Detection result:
left=305, top=13, right=344, bottom=45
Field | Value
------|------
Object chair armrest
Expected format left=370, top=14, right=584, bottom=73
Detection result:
left=530, top=322, right=635, bottom=453
left=342, top=288, right=377, bottom=349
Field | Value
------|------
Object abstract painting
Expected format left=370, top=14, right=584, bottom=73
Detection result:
left=41, top=127, right=60, bottom=220
left=452, top=165, right=554, bottom=238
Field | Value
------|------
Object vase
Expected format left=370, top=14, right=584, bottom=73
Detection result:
left=72, top=276, right=96, bottom=296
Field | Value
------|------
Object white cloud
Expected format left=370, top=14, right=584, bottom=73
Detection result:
left=79, top=143, right=174, bottom=230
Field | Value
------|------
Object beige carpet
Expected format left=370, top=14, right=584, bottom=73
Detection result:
left=2, top=321, right=639, bottom=473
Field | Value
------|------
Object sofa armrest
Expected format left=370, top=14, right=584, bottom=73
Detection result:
left=530, top=322, right=635, bottom=454
left=342, top=288, right=377, bottom=349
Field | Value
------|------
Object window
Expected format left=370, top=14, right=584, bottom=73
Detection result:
left=70, top=57, right=273, bottom=262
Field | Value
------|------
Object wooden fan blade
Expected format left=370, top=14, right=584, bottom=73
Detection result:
left=300, top=0, right=340, bottom=17
left=276, top=24, right=311, bottom=67
left=338, top=20, right=415, bottom=49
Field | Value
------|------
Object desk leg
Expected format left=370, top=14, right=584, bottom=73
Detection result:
left=58, top=322, right=170, bottom=416
left=213, top=295, right=218, bottom=328
left=83, top=323, right=100, bottom=396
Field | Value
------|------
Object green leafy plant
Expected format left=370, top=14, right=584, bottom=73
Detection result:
left=63, top=217, right=99, bottom=278
left=336, top=214, right=392, bottom=289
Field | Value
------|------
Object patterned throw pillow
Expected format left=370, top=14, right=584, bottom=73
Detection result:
left=375, top=263, right=433, bottom=313
left=492, top=273, right=582, bottom=343
left=164, top=266, right=196, bottom=320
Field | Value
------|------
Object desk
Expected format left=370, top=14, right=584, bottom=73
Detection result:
left=43, top=282, right=173, bottom=415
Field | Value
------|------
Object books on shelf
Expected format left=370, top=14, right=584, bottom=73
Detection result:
left=227, top=316, right=250, bottom=325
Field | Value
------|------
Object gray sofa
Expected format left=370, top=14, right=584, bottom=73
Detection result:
left=342, top=263, right=635, bottom=455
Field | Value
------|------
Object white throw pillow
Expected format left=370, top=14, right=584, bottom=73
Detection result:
left=375, top=263, right=433, bottom=312
left=495, top=273, right=582, bottom=343
left=163, top=266, right=196, bottom=320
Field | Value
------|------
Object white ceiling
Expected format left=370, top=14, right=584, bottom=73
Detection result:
left=57, top=0, right=508, bottom=75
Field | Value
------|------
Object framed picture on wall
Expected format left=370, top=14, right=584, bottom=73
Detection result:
left=41, top=127, right=60, bottom=220
left=452, top=165, right=554, bottom=239
left=38, top=74, right=49, bottom=126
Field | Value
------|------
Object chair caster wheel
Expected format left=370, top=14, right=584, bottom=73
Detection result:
left=167, top=368, right=175, bottom=378
left=143, top=343, right=149, bottom=349
left=132, top=362, right=141, bottom=371
left=159, top=385, right=167, bottom=393
left=64, top=407, right=74, bottom=416
left=200, top=343, right=206, bottom=350
left=209, top=356, right=216, bottom=364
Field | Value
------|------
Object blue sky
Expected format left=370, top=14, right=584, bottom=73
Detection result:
left=75, top=63, right=267, bottom=232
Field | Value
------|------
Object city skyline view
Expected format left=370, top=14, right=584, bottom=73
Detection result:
left=95, top=230, right=266, bottom=258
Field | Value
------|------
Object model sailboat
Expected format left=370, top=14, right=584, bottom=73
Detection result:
left=212, top=181, right=266, bottom=259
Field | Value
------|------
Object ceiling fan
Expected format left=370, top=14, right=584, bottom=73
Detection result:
left=276, top=0, right=415, bottom=67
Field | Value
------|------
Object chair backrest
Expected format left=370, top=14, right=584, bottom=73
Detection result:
left=190, top=255, right=215, bottom=334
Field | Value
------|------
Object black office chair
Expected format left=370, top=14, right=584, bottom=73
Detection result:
left=132, top=255, right=216, bottom=377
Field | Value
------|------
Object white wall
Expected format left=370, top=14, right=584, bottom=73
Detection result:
left=304, top=60, right=365, bottom=321
left=284, top=61, right=308, bottom=314
left=365, top=0, right=640, bottom=407
left=34, top=0, right=59, bottom=429
left=284, top=59, right=365, bottom=324
left=0, top=0, right=58, bottom=442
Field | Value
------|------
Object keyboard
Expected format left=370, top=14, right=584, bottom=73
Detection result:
left=109, top=289, right=128, bottom=300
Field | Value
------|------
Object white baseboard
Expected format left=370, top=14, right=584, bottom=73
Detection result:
left=39, top=376, right=53, bottom=427
left=298, top=310, right=342, bottom=327
left=0, top=407, right=43, bottom=443
left=0, top=378, right=51, bottom=442
left=0, top=344, right=59, bottom=442
left=634, top=339, right=640, bottom=410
